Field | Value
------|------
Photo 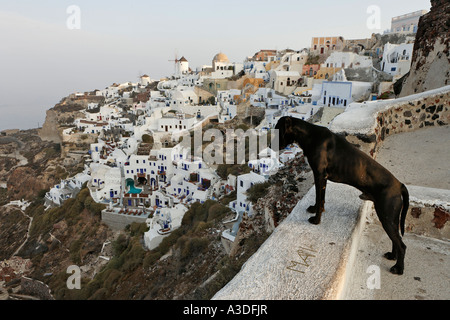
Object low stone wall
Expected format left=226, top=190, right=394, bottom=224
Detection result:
left=329, top=86, right=450, bottom=157
left=404, top=186, right=450, bottom=241
left=372, top=91, right=450, bottom=155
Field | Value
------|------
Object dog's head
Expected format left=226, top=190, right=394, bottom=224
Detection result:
left=275, top=116, right=296, bottom=150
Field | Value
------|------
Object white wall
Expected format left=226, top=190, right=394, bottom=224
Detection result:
left=320, top=81, right=352, bottom=107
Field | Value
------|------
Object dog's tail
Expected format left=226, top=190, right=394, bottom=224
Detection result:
left=400, top=184, right=409, bottom=236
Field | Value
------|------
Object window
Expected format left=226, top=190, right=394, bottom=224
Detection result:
left=240, top=180, right=244, bottom=187
left=391, top=67, right=397, bottom=72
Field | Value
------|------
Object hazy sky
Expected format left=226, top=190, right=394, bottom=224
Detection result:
left=0, top=0, right=431, bottom=130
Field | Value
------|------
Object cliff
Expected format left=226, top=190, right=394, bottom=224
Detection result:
left=39, top=94, right=104, bottom=143
left=399, top=0, right=450, bottom=97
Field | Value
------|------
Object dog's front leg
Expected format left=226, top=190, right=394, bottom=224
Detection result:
left=308, top=172, right=327, bottom=225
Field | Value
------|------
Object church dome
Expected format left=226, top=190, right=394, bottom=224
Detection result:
left=213, top=52, right=229, bottom=63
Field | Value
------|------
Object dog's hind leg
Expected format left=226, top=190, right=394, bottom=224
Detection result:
left=383, top=222, right=406, bottom=275
left=375, top=196, right=406, bottom=275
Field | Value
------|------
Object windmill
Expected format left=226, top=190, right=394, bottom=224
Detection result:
left=168, top=50, right=180, bottom=77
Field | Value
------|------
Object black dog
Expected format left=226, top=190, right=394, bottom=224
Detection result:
left=275, top=116, right=409, bottom=275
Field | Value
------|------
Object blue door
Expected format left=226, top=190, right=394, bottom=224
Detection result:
left=128, top=199, right=132, bottom=206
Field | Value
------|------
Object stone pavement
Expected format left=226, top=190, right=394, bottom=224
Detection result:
left=375, top=125, right=450, bottom=190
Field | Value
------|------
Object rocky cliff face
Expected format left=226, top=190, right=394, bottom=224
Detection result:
left=39, top=94, right=100, bottom=143
left=39, top=109, right=63, bottom=144
left=0, top=128, right=86, bottom=203
left=400, top=0, right=450, bottom=97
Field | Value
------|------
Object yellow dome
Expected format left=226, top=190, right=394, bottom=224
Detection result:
left=213, top=52, right=229, bottom=63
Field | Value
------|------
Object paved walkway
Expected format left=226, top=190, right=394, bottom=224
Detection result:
left=375, top=125, right=450, bottom=190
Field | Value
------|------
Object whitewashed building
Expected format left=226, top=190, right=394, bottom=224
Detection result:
left=389, top=10, right=427, bottom=34
left=230, top=172, right=266, bottom=216
left=45, top=172, right=91, bottom=207
left=89, top=164, right=122, bottom=202
left=168, top=88, right=199, bottom=108
left=320, top=81, right=353, bottom=107
left=248, top=148, right=282, bottom=175
left=269, top=70, right=301, bottom=95
left=143, top=204, right=188, bottom=250
left=381, top=42, right=414, bottom=78
left=324, top=52, right=373, bottom=69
